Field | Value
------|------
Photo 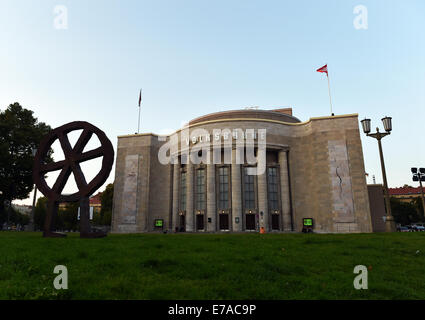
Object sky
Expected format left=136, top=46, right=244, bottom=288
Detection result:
left=1, top=0, right=424, bottom=205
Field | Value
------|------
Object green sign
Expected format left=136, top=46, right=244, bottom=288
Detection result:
left=155, top=219, right=163, bottom=227
left=303, top=218, right=313, bottom=226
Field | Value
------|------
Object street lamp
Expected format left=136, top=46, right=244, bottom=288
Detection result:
left=360, top=116, right=395, bottom=232
left=411, top=168, right=425, bottom=219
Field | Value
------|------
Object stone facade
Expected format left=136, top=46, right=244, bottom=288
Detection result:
left=111, top=108, right=373, bottom=233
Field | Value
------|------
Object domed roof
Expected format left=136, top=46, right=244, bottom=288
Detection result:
left=189, top=108, right=301, bottom=125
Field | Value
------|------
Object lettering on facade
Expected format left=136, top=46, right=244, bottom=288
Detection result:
left=185, top=129, right=263, bottom=146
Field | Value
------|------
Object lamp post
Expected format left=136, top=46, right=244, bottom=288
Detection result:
left=360, top=116, right=396, bottom=232
left=411, top=168, right=425, bottom=219
left=29, top=147, right=38, bottom=231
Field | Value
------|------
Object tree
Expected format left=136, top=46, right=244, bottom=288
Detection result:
left=100, top=183, right=113, bottom=226
left=59, top=202, right=79, bottom=231
left=411, top=197, right=425, bottom=222
left=34, top=197, right=80, bottom=231
left=34, top=197, right=48, bottom=230
left=0, top=103, right=51, bottom=224
left=391, top=197, right=423, bottom=225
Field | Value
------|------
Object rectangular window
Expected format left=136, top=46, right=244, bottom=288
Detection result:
left=180, top=171, right=186, bottom=211
left=218, top=167, right=229, bottom=209
left=195, top=168, right=206, bottom=210
left=244, top=167, right=255, bottom=209
left=268, top=167, right=279, bottom=210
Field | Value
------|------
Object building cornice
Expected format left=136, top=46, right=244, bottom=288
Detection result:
left=117, top=113, right=359, bottom=139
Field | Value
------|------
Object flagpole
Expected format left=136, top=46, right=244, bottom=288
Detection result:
left=137, top=104, right=141, bottom=133
left=326, top=73, right=333, bottom=116
left=137, top=89, right=142, bottom=134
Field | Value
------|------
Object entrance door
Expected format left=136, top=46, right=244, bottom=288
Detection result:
left=179, top=215, right=185, bottom=232
left=196, top=214, right=204, bottom=231
left=219, top=214, right=229, bottom=230
left=272, top=214, right=279, bottom=230
left=246, top=214, right=256, bottom=231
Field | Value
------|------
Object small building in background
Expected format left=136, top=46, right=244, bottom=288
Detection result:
left=90, top=192, right=102, bottom=215
left=389, top=186, right=424, bottom=203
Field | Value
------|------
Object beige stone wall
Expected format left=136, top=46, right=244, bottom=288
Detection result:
left=112, top=135, right=150, bottom=232
left=111, top=113, right=372, bottom=234
left=112, top=134, right=173, bottom=233
left=288, top=116, right=372, bottom=233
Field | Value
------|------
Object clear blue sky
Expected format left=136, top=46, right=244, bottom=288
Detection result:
left=1, top=0, right=424, bottom=205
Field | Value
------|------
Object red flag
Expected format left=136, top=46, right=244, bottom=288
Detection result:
left=138, top=89, right=142, bottom=107
left=316, top=64, right=328, bottom=75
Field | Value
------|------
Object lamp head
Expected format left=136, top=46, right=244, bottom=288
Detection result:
left=381, top=116, right=392, bottom=132
left=360, top=118, right=371, bottom=134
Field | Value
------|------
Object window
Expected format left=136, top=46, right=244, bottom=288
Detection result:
left=244, top=167, right=255, bottom=209
left=268, top=167, right=279, bottom=210
left=195, top=168, right=206, bottom=210
left=218, top=167, right=229, bottom=209
left=180, top=171, right=186, bottom=211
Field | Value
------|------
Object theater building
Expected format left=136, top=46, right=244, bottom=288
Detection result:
left=111, top=108, right=373, bottom=233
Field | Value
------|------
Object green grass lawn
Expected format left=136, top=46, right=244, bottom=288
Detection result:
left=0, top=232, right=424, bottom=300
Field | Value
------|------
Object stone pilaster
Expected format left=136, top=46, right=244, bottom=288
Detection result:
left=257, top=148, right=269, bottom=231
left=231, top=148, right=243, bottom=231
left=186, top=159, right=194, bottom=232
left=279, top=150, right=292, bottom=231
left=172, top=161, right=180, bottom=232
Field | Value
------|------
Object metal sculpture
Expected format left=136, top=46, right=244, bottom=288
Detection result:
left=33, top=121, right=114, bottom=238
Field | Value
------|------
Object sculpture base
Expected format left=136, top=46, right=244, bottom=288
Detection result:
left=80, top=231, right=107, bottom=239
left=43, top=231, right=67, bottom=238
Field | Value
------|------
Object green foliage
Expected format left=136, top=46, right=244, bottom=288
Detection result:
left=100, top=184, right=113, bottom=213
left=0, top=207, right=30, bottom=228
left=12, top=208, right=30, bottom=226
left=411, top=197, right=425, bottom=221
left=34, top=197, right=79, bottom=231
left=92, top=209, right=111, bottom=226
left=0, top=103, right=51, bottom=223
left=100, top=210, right=112, bottom=226
left=57, top=203, right=79, bottom=232
left=34, top=197, right=48, bottom=230
left=100, top=183, right=113, bottom=226
left=93, top=183, right=113, bottom=226
left=391, top=197, right=425, bottom=225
